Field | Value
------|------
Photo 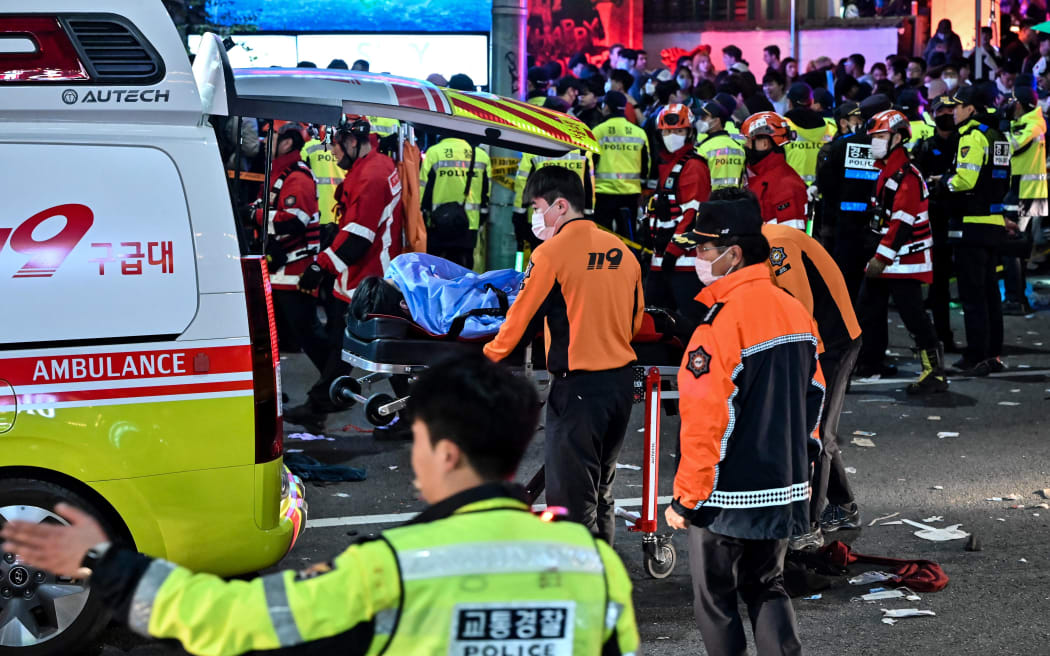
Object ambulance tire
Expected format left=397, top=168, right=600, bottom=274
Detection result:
left=0, top=478, right=124, bottom=656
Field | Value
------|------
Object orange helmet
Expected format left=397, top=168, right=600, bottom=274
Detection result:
left=741, top=111, right=793, bottom=147
left=657, top=104, right=695, bottom=130
left=866, top=109, right=911, bottom=139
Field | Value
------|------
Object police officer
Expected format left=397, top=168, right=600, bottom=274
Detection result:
left=742, top=111, right=809, bottom=230
left=818, top=94, right=893, bottom=303
left=814, top=101, right=863, bottom=251
left=913, top=97, right=962, bottom=351
left=592, top=90, right=648, bottom=239
left=856, top=110, right=946, bottom=392
left=1002, top=74, right=1047, bottom=315
left=646, top=104, right=712, bottom=326
left=301, top=126, right=345, bottom=227
left=420, top=137, right=491, bottom=269
left=938, top=86, right=1010, bottom=375
left=0, top=356, right=641, bottom=656
left=896, top=88, right=935, bottom=152
left=784, top=82, right=830, bottom=190
left=695, top=100, right=746, bottom=190
left=486, top=167, right=644, bottom=546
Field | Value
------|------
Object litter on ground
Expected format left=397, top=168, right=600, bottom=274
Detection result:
left=882, top=609, right=936, bottom=619
left=853, top=430, right=877, bottom=437
left=616, top=463, right=641, bottom=470
left=937, top=431, right=960, bottom=438
left=868, top=512, right=900, bottom=526
left=998, top=401, right=1020, bottom=406
left=922, top=516, right=943, bottom=522
left=901, top=518, right=969, bottom=541
left=927, top=415, right=941, bottom=421
left=802, top=594, right=822, bottom=600
left=881, top=521, right=903, bottom=525
left=287, top=432, right=335, bottom=441
left=845, top=467, right=857, bottom=474
left=931, top=485, right=944, bottom=490
left=852, top=437, right=876, bottom=448
left=848, top=571, right=895, bottom=585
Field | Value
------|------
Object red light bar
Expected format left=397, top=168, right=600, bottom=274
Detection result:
left=0, top=17, right=89, bottom=82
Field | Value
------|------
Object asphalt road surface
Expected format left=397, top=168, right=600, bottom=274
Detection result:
left=100, top=302, right=1050, bottom=655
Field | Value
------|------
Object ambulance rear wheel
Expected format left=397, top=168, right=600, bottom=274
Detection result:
left=643, top=542, right=676, bottom=579
left=365, top=394, right=396, bottom=427
left=0, top=478, right=122, bottom=655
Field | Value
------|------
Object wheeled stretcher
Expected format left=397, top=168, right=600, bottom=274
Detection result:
left=332, top=310, right=686, bottom=577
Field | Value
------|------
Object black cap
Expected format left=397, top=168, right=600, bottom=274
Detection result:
left=603, top=90, right=628, bottom=111
left=946, top=84, right=984, bottom=109
left=672, top=199, right=763, bottom=248
left=528, top=66, right=549, bottom=84
left=834, top=100, right=861, bottom=121
left=896, top=87, right=922, bottom=116
left=447, top=74, right=475, bottom=91
left=699, top=100, right=730, bottom=122
left=813, top=87, right=834, bottom=108
left=1013, top=73, right=1038, bottom=107
left=787, top=82, right=813, bottom=106
left=714, top=92, right=738, bottom=114
left=568, top=52, right=588, bottom=69
left=859, top=93, right=892, bottom=120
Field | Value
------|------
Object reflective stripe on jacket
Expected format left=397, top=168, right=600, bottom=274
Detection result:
left=1010, top=107, right=1048, bottom=202
left=871, top=147, right=933, bottom=282
left=420, top=137, right=491, bottom=231
left=301, top=138, right=345, bottom=225
left=696, top=131, right=746, bottom=190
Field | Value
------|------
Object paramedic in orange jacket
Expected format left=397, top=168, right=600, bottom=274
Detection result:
left=664, top=198, right=824, bottom=656
left=484, top=166, right=645, bottom=545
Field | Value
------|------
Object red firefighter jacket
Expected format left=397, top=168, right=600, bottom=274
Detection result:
left=746, top=150, right=808, bottom=231
left=869, top=147, right=934, bottom=283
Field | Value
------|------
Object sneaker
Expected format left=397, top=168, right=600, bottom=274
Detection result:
left=788, top=527, right=825, bottom=551
left=984, top=356, right=1006, bottom=373
left=853, top=362, right=898, bottom=379
left=951, top=357, right=990, bottom=377
left=283, top=403, right=328, bottom=434
left=820, top=502, right=861, bottom=532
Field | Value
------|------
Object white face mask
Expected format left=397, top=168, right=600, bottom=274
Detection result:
left=694, top=248, right=733, bottom=286
left=870, top=136, right=890, bottom=160
left=604, top=79, right=613, bottom=93
left=644, top=80, right=656, bottom=96
left=531, top=204, right=557, bottom=241
left=943, top=76, right=958, bottom=90
left=663, top=133, right=687, bottom=152
left=676, top=76, right=691, bottom=89
left=696, top=119, right=711, bottom=134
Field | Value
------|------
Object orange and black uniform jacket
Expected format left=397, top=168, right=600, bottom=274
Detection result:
left=484, top=219, right=645, bottom=373
left=674, top=264, right=825, bottom=540
left=762, top=223, right=862, bottom=354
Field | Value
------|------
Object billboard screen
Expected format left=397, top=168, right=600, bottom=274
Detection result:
left=209, top=0, right=491, bottom=33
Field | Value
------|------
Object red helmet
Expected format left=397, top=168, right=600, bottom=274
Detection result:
left=741, top=111, right=794, bottom=147
left=866, top=109, right=911, bottom=139
left=657, top=104, right=695, bottom=130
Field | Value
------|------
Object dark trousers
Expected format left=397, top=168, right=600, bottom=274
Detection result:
left=832, top=225, right=871, bottom=303
left=544, top=367, right=633, bottom=546
left=928, top=216, right=955, bottom=344
left=688, top=527, right=803, bottom=656
left=594, top=193, right=640, bottom=240
left=810, top=337, right=860, bottom=521
left=272, top=289, right=328, bottom=373
left=643, top=269, right=706, bottom=331
left=857, top=277, right=938, bottom=369
left=306, top=295, right=351, bottom=412
left=954, top=245, right=1004, bottom=362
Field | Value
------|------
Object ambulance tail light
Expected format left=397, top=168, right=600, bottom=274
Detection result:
left=241, top=256, right=284, bottom=464
left=0, top=17, right=89, bottom=82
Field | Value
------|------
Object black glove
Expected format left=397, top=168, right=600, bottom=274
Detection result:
left=660, top=252, right=677, bottom=274
left=265, top=245, right=288, bottom=272
left=927, top=176, right=948, bottom=199
left=298, top=262, right=325, bottom=292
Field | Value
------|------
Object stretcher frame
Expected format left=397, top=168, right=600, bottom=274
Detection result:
left=334, top=347, right=681, bottom=579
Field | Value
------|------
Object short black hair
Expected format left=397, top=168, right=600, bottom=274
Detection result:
left=327, top=58, right=349, bottom=70
left=871, top=62, right=887, bottom=76
left=763, top=69, right=786, bottom=86
left=703, top=188, right=770, bottom=265
left=849, top=53, right=866, bottom=70
left=655, top=79, right=680, bottom=104
left=297, top=60, right=317, bottom=68
left=723, top=45, right=743, bottom=60
left=620, top=48, right=637, bottom=63
left=348, top=276, right=407, bottom=321
left=556, top=76, right=583, bottom=95
left=524, top=165, right=586, bottom=213
left=409, top=354, right=540, bottom=480
left=352, top=59, right=370, bottom=71
left=764, top=45, right=781, bottom=58
left=908, top=56, right=927, bottom=73
left=609, top=69, right=634, bottom=89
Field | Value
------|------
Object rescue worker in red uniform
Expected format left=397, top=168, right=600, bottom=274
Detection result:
left=855, top=110, right=946, bottom=393
left=645, top=104, right=712, bottom=326
left=254, top=123, right=326, bottom=373
left=741, top=111, right=809, bottom=230
left=287, top=117, right=407, bottom=431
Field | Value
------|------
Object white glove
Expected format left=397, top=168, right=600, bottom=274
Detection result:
left=806, top=185, right=820, bottom=203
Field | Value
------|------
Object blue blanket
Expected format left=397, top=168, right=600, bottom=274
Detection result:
left=385, top=253, right=524, bottom=339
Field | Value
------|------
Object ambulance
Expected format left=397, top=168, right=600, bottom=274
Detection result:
left=0, top=1, right=595, bottom=653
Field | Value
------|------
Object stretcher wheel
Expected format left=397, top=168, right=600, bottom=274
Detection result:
left=365, top=393, right=396, bottom=426
left=329, top=376, right=362, bottom=409
left=643, top=541, right=676, bottom=579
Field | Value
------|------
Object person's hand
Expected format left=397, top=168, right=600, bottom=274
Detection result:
left=298, top=262, right=325, bottom=293
left=806, top=185, right=820, bottom=203
left=665, top=505, right=690, bottom=530
left=660, top=253, right=677, bottom=274
left=0, top=503, right=110, bottom=578
left=1005, top=218, right=1020, bottom=235
left=865, top=257, right=886, bottom=278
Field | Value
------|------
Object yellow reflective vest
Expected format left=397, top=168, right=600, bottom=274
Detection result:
left=368, top=116, right=401, bottom=139
left=695, top=130, right=746, bottom=189
left=785, top=119, right=828, bottom=186
left=906, top=119, right=935, bottom=152
left=300, top=138, right=344, bottom=225
left=1009, top=107, right=1048, bottom=202
left=514, top=149, right=596, bottom=214
left=119, top=492, right=640, bottom=656
left=593, top=116, right=647, bottom=195
left=947, top=118, right=1007, bottom=244
left=421, top=138, right=491, bottom=231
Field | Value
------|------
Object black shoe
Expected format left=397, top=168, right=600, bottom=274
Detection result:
left=983, top=356, right=1006, bottom=373
left=952, top=357, right=990, bottom=377
left=820, top=502, right=861, bottom=532
left=853, top=362, right=898, bottom=379
left=284, top=403, right=328, bottom=434
left=788, top=527, right=825, bottom=551
left=1002, top=301, right=1027, bottom=316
